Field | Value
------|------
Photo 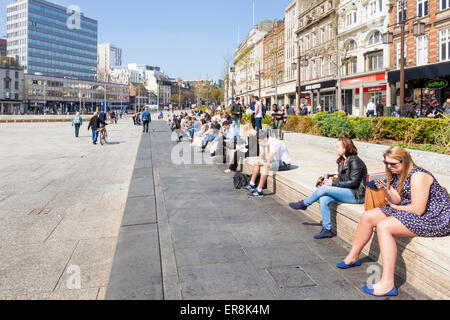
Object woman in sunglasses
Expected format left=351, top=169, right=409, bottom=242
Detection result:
left=338, top=146, right=450, bottom=297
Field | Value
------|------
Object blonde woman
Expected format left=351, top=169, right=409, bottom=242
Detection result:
left=338, top=146, right=450, bottom=297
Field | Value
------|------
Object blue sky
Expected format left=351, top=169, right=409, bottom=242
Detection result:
left=1, top=0, right=291, bottom=80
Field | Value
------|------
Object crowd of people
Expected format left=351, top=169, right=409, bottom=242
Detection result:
left=165, top=98, right=449, bottom=298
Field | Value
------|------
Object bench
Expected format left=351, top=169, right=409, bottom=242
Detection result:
left=241, top=147, right=450, bottom=300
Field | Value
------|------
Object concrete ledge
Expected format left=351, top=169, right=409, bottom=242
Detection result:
left=0, top=118, right=92, bottom=123
left=243, top=158, right=449, bottom=300
left=283, top=132, right=450, bottom=176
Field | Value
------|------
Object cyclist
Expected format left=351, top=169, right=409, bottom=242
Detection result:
left=87, top=112, right=107, bottom=145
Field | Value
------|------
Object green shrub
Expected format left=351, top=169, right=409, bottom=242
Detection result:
left=313, top=112, right=353, bottom=138
left=354, top=121, right=373, bottom=141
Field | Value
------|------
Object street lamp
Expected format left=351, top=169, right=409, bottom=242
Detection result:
left=292, top=55, right=308, bottom=112
left=383, top=0, right=425, bottom=107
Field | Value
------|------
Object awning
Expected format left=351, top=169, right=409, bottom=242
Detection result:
left=388, top=61, right=450, bottom=83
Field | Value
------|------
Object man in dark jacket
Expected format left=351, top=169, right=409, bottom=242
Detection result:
left=376, top=100, right=384, bottom=117
left=230, top=97, right=242, bottom=140
left=88, top=112, right=107, bottom=145
left=400, top=97, right=416, bottom=118
left=426, top=99, right=445, bottom=118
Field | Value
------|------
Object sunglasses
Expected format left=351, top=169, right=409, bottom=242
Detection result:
left=384, top=160, right=402, bottom=167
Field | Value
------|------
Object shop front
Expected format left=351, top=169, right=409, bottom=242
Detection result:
left=301, top=80, right=337, bottom=113
left=341, top=73, right=386, bottom=116
left=388, top=61, right=450, bottom=114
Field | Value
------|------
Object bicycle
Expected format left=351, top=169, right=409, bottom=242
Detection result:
left=98, top=126, right=108, bottom=145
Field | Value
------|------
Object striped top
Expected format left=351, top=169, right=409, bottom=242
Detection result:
left=271, top=110, right=287, bottom=125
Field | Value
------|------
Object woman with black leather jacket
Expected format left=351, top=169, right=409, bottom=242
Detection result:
left=289, top=138, right=368, bottom=239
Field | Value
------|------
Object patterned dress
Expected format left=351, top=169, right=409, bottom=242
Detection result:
left=380, top=167, right=450, bottom=237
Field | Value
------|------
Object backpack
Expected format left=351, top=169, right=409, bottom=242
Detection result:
left=74, top=116, right=80, bottom=124
left=233, top=172, right=250, bottom=190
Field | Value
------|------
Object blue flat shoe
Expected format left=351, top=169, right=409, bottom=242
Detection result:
left=336, top=260, right=361, bottom=269
left=362, top=285, right=398, bottom=297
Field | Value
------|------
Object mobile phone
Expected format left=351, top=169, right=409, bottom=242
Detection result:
left=376, top=180, right=387, bottom=188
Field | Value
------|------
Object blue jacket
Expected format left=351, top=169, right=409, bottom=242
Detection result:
left=142, top=111, right=151, bottom=121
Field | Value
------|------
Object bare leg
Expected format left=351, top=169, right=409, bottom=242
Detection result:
left=257, top=164, right=271, bottom=190
left=250, top=161, right=263, bottom=185
left=344, top=209, right=388, bottom=264
left=372, top=217, right=416, bottom=295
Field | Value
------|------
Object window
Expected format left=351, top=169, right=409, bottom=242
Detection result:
left=346, top=39, right=357, bottom=51
left=300, top=39, right=304, bottom=52
left=366, top=51, right=383, bottom=71
left=321, top=27, right=325, bottom=43
left=329, top=24, right=333, bottom=40
left=346, top=11, right=357, bottom=26
left=320, top=57, right=325, bottom=77
left=418, top=0, right=429, bottom=17
left=306, top=35, right=310, bottom=50
left=442, top=0, right=450, bottom=10
left=313, top=32, right=317, bottom=47
left=440, top=28, right=450, bottom=61
left=417, top=35, right=428, bottom=66
left=312, top=60, right=316, bottom=79
left=397, top=0, right=407, bottom=22
left=368, top=31, right=382, bottom=45
left=329, top=55, right=333, bottom=75
left=15, top=81, right=19, bottom=90
left=4, top=79, right=10, bottom=89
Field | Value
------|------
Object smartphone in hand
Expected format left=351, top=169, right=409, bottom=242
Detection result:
left=375, top=180, right=387, bottom=190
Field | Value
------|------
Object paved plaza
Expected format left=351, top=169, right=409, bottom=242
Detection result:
left=0, top=118, right=428, bottom=300
left=0, top=119, right=141, bottom=299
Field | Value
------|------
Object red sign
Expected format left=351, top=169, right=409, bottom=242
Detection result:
left=356, top=85, right=387, bottom=94
left=341, top=73, right=386, bottom=87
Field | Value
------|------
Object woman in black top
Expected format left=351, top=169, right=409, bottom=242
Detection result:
left=290, top=138, right=368, bottom=239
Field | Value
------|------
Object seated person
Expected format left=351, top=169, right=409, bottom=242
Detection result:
left=289, top=138, right=368, bottom=239
left=201, top=118, right=222, bottom=152
left=338, top=146, right=450, bottom=297
left=210, top=121, right=231, bottom=158
left=245, top=130, right=292, bottom=198
left=225, top=125, right=252, bottom=173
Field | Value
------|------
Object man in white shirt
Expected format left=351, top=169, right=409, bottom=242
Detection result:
left=246, top=130, right=292, bottom=198
left=367, top=99, right=376, bottom=118
left=252, top=96, right=263, bottom=132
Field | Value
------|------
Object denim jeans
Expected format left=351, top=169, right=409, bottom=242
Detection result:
left=256, top=117, right=262, bottom=132
left=304, top=186, right=364, bottom=230
left=92, top=129, right=99, bottom=143
left=74, top=124, right=81, bottom=137
left=202, top=134, right=217, bottom=149
left=232, top=117, right=241, bottom=138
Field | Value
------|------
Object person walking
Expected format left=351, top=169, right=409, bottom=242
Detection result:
left=87, top=112, right=106, bottom=145
left=72, top=112, right=83, bottom=138
left=142, top=107, right=151, bottom=133
left=367, top=99, right=376, bottom=118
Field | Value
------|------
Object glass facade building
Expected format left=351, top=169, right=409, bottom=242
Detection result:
left=7, top=0, right=98, bottom=81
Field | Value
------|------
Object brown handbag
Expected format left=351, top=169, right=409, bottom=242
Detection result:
left=364, top=187, right=388, bottom=211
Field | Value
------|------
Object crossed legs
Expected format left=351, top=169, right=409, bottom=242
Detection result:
left=344, top=208, right=416, bottom=295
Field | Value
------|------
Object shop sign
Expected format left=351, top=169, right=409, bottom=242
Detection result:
left=305, top=83, right=321, bottom=91
left=425, top=79, right=448, bottom=90
left=341, top=73, right=386, bottom=87
left=355, top=85, right=387, bottom=94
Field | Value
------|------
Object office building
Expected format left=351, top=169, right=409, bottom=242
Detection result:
left=7, top=0, right=98, bottom=80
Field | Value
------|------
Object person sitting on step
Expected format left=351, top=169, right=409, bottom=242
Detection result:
left=289, top=138, right=368, bottom=240
left=245, top=130, right=292, bottom=198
